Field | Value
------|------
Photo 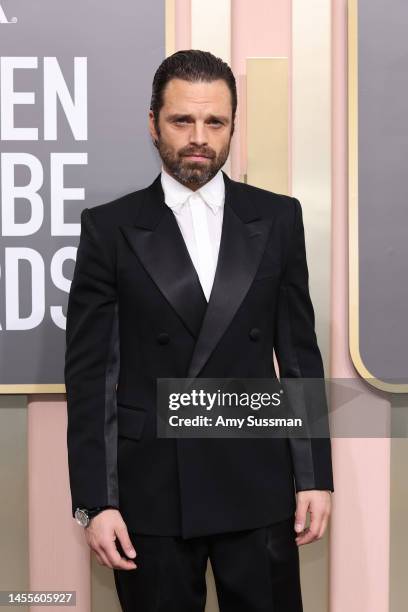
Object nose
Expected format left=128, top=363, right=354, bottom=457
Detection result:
left=190, top=121, right=208, bottom=147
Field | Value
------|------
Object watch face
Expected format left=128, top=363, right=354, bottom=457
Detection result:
left=75, top=508, right=89, bottom=527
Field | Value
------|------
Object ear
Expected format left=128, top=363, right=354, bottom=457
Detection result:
left=148, top=110, right=158, bottom=142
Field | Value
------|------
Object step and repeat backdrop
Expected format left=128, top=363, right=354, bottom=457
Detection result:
left=0, top=1, right=164, bottom=391
left=1, top=0, right=407, bottom=395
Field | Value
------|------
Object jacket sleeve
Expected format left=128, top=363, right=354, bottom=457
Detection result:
left=273, top=197, right=334, bottom=493
left=64, top=207, right=120, bottom=517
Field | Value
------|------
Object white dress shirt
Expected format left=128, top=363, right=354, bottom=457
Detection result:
left=160, top=165, right=225, bottom=301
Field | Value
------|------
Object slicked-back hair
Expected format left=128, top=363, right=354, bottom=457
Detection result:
left=150, top=49, right=237, bottom=136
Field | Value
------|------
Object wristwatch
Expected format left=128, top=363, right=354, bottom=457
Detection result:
left=74, top=506, right=115, bottom=528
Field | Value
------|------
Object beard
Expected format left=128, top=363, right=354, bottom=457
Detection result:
left=155, top=135, right=231, bottom=188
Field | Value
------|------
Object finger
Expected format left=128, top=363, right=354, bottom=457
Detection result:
left=294, top=499, right=309, bottom=533
left=114, top=557, right=138, bottom=570
left=295, top=533, right=311, bottom=546
left=100, top=538, right=124, bottom=569
left=113, top=543, right=138, bottom=570
left=295, top=516, right=322, bottom=545
left=102, top=537, right=137, bottom=570
left=115, top=524, right=137, bottom=560
left=295, top=527, right=316, bottom=546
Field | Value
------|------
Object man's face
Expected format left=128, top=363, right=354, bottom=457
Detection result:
left=148, top=78, right=234, bottom=190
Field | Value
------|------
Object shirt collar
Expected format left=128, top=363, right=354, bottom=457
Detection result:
left=160, top=165, right=225, bottom=214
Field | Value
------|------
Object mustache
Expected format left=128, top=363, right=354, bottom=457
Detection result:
left=181, top=149, right=215, bottom=158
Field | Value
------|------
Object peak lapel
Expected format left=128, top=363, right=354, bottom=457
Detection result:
left=120, top=173, right=207, bottom=338
left=186, top=172, right=276, bottom=379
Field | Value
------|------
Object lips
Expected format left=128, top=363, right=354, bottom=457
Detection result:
left=184, top=152, right=211, bottom=157
left=184, top=154, right=211, bottom=159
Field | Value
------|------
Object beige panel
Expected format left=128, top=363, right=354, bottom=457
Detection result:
left=292, top=0, right=331, bottom=363
left=292, top=2, right=331, bottom=612
left=165, top=0, right=176, bottom=57
left=246, top=57, right=288, bottom=193
left=205, top=561, right=219, bottom=612
left=92, top=561, right=121, bottom=612
left=0, top=395, right=28, bottom=612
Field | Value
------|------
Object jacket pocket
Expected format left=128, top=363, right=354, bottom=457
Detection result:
left=117, top=404, right=147, bottom=440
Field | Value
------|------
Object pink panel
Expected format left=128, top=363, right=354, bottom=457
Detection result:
left=330, top=1, right=390, bottom=610
left=28, top=396, right=91, bottom=612
left=175, top=0, right=191, bottom=51
left=231, top=0, right=291, bottom=182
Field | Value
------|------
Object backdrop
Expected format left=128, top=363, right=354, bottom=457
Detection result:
left=0, top=0, right=164, bottom=389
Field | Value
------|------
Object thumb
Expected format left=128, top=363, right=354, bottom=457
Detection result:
left=115, top=523, right=137, bottom=558
left=294, top=500, right=308, bottom=533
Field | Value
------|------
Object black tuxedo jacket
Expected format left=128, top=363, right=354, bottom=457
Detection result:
left=65, top=171, right=334, bottom=538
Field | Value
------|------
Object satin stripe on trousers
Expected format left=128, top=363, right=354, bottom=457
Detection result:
left=113, top=515, right=303, bottom=612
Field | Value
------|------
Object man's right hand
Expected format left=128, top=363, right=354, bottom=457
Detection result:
left=84, top=509, right=137, bottom=570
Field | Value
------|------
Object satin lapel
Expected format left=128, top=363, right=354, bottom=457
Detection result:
left=120, top=173, right=207, bottom=338
left=186, top=172, right=275, bottom=379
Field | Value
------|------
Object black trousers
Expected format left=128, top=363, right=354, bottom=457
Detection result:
left=113, top=516, right=303, bottom=612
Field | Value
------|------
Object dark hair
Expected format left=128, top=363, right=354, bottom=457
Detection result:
left=150, top=49, right=237, bottom=136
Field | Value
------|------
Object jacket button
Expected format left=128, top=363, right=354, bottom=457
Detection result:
left=157, top=332, right=170, bottom=345
left=249, top=327, right=261, bottom=341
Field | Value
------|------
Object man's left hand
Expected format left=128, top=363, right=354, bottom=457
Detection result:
left=294, top=490, right=332, bottom=546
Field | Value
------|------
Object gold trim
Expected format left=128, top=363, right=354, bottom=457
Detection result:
left=165, top=0, right=176, bottom=57
left=0, top=384, right=66, bottom=394
left=348, top=0, right=407, bottom=392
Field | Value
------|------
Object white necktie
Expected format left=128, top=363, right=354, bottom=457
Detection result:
left=188, top=192, right=215, bottom=301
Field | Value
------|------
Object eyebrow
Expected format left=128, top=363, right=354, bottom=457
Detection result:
left=166, top=113, right=230, bottom=123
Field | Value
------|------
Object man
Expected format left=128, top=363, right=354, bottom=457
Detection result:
left=65, top=49, right=334, bottom=611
